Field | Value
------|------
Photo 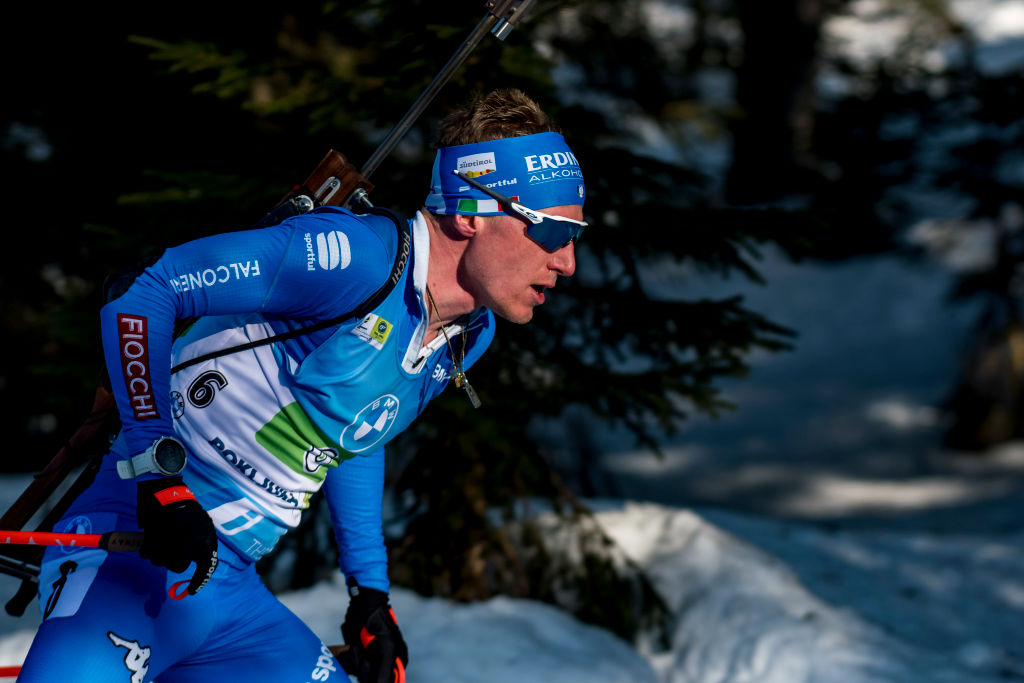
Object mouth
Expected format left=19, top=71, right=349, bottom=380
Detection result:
left=530, top=284, right=549, bottom=304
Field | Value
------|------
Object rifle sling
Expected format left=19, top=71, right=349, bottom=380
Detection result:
left=170, top=207, right=411, bottom=375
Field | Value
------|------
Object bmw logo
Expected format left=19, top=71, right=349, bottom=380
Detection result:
left=341, top=395, right=400, bottom=453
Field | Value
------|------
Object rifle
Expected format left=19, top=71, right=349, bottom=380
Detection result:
left=0, top=0, right=538, bottom=616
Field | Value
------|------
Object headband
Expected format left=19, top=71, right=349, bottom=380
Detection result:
left=425, top=131, right=585, bottom=216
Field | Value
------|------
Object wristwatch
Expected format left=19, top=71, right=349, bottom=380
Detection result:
left=117, top=436, right=188, bottom=480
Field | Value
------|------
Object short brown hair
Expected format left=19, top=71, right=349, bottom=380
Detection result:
left=433, top=89, right=560, bottom=148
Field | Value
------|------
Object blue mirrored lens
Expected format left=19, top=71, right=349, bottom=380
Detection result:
left=526, top=217, right=585, bottom=252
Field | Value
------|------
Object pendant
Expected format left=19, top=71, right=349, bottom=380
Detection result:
left=454, top=372, right=482, bottom=408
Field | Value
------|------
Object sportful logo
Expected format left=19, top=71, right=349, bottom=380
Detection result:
left=304, top=232, right=316, bottom=271
left=455, top=178, right=518, bottom=198
left=341, top=395, right=400, bottom=453
left=316, top=231, right=352, bottom=270
left=107, top=632, right=151, bottom=683
left=310, top=643, right=338, bottom=681
left=456, top=151, right=496, bottom=178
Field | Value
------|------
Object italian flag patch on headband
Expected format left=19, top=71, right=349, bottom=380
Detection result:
left=456, top=198, right=501, bottom=213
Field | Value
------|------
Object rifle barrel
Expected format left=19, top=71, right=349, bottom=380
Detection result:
left=358, top=11, right=503, bottom=181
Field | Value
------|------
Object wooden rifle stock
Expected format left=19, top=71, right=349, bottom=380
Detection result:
left=255, top=149, right=374, bottom=227
left=300, top=149, right=374, bottom=208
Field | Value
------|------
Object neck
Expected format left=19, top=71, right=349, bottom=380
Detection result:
left=422, top=210, right=477, bottom=334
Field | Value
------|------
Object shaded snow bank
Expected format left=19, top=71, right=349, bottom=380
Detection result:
left=596, top=502, right=1018, bottom=682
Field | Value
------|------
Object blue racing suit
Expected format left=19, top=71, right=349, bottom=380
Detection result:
left=19, top=207, right=494, bottom=682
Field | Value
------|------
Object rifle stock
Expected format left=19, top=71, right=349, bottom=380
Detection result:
left=302, top=149, right=374, bottom=208
left=254, top=149, right=374, bottom=228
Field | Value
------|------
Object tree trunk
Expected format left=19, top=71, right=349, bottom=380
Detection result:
left=726, top=0, right=826, bottom=204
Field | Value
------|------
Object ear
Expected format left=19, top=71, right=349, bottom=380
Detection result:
left=450, top=213, right=485, bottom=239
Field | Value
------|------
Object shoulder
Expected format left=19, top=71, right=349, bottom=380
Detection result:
left=291, top=207, right=405, bottom=265
left=263, top=206, right=410, bottom=318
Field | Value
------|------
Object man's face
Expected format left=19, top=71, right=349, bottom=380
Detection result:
left=463, top=205, right=581, bottom=324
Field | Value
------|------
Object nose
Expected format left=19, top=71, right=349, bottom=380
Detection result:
left=551, top=241, right=576, bottom=277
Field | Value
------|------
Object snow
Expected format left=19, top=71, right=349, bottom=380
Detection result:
left=826, top=0, right=1024, bottom=76
left=1, top=2, right=1022, bottom=682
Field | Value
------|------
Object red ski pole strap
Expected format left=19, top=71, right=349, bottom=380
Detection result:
left=169, top=580, right=192, bottom=601
left=154, top=485, right=197, bottom=506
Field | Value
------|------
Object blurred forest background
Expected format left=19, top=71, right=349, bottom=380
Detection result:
left=3, top=0, right=1023, bottom=640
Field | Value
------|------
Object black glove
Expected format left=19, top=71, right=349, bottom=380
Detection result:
left=342, top=580, right=408, bottom=683
left=136, top=476, right=218, bottom=594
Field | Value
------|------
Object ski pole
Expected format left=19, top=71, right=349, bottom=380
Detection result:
left=0, top=531, right=204, bottom=602
left=0, top=530, right=143, bottom=553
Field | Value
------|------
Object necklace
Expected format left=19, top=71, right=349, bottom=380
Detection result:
left=426, top=286, right=481, bottom=408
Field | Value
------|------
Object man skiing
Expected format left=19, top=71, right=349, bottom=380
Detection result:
left=17, top=88, right=586, bottom=683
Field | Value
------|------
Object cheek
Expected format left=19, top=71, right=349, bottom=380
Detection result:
left=464, top=219, right=547, bottom=295
left=462, top=238, right=507, bottom=301
left=468, top=226, right=520, bottom=277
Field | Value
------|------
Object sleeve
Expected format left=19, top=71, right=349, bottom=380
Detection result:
left=101, top=209, right=393, bottom=465
left=323, top=448, right=389, bottom=592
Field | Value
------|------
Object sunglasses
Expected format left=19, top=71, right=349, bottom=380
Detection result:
left=453, top=170, right=587, bottom=253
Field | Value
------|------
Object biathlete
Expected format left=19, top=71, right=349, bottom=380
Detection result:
left=18, top=88, right=586, bottom=683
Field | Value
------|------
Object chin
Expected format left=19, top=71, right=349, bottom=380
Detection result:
left=495, top=306, right=535, bottom=325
